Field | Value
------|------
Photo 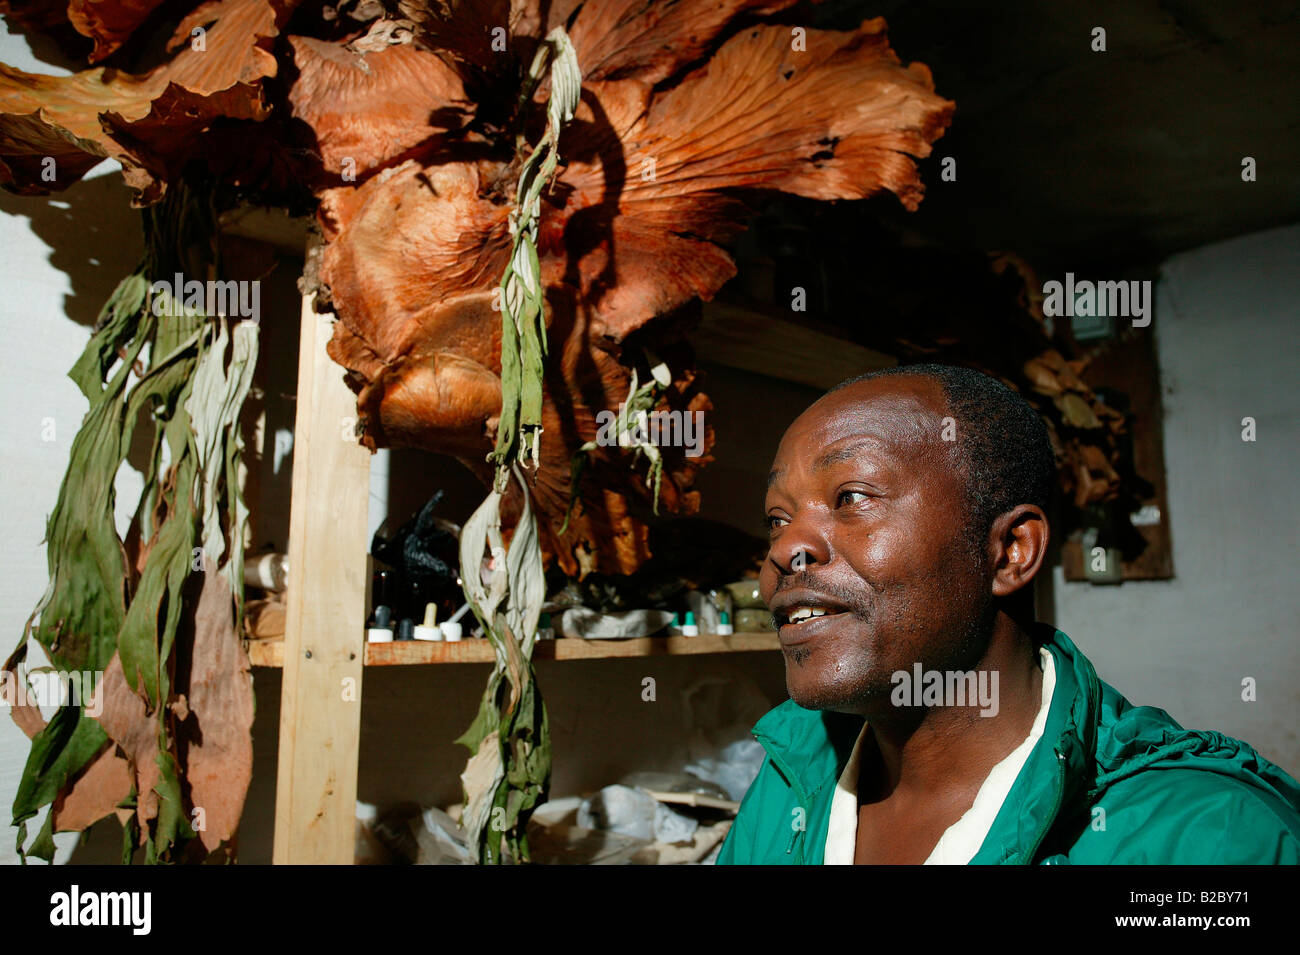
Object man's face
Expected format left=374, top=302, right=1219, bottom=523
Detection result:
left=760, top=376, right=994, bottom=714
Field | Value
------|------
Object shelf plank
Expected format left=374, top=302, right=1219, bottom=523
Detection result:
left=248, top=631, right=780, bottom=667
left=219, top=206, right=312, bottom=255
left=695, top=297, right=895, bottom=390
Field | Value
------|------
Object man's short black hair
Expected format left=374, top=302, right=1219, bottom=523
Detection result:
left=829, top=363, right=1056, bottom=538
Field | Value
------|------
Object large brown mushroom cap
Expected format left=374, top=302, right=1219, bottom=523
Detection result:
left=305, top=5, right=953, bottom=574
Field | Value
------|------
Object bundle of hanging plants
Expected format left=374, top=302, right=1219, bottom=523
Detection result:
left=4, top=179, right=257, bottom=862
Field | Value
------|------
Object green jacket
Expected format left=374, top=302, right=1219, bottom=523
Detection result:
left=718, top=627, right=1300, bottom=864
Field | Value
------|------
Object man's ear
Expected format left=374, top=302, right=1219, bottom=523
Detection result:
left=989, top=505, right=1049, bottom=598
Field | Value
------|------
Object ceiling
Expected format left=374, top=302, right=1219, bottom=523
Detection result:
left=810, top=0, right=1300, bottom=270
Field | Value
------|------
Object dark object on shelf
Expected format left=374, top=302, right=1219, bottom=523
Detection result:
left=371, top=491, right=462, bottom=623
left=543, top=518, right=767, bottom=615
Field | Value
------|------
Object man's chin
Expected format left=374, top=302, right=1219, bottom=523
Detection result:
left=784, top=659, right=890, bottom=714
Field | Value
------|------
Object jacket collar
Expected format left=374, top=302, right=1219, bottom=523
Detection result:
left=751, top=699, right=864, bottom=805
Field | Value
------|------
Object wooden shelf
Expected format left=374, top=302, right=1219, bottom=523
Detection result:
left=247, top=631, right=780, bottom=667
left=695, top=296, right=895, bottom=390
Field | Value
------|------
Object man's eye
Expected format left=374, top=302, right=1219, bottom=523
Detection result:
left=765, top=514, right=789, bottom=531
left=837, top=490, right=870, bottom=507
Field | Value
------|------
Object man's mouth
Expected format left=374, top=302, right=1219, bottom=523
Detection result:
left=784, top=606, right=838, bottom=624
left=772, top=592, right=854, bottom=644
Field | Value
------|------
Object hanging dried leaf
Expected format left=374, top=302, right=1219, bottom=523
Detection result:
left=0, top=0, right=298, bottom=201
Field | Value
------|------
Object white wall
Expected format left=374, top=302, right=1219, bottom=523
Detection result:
left=1053, top=223, right=1300, bottom=776
left=0, top=22, right=145, bottom=863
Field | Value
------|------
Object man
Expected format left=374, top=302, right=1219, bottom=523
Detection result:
left=717, top=364, right=1300, bottom=864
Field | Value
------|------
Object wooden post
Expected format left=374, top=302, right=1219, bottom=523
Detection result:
left=273, top=293, right=370, bottom=864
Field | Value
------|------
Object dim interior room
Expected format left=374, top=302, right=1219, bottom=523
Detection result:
left=0, top=1, right=1296, bottom=866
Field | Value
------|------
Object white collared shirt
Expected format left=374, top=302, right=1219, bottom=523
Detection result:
left=824, top=647, right=1056, bottom=865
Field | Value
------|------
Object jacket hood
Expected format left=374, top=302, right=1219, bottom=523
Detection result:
left=1088, top=677, right=1300, bottom=812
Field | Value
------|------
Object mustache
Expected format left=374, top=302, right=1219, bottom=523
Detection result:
left=768, top=570, right=873, bottom=618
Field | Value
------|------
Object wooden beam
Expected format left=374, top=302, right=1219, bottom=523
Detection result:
left=694, top=298, right=895, bottom=390
left=273, top=293, right=370, bottom=864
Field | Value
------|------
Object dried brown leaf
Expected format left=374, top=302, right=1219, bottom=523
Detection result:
left=178, top=570, right=254, bottom=851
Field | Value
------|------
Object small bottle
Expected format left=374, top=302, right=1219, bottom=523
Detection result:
left=668, top=612, right=682, bottom=636
left=406, top=577, right=431, bottom=629
left=413, top=602, right=442, bottom=642
left=441, top=621, right=463, bottom=642
left=680, top=611, right=699, bottom=637
left=372, top=569, right=394, bottom=608
left=396, top=619, right=415, bottom=641
left=702, top=588, right=726, bottom=633
left=716, top=611, right=734, bottom=636
left=537, top=612, right=555, bottom=640
left=711, top=589, right=734, bottom=629
left=367, top=605, right=394, bottom=643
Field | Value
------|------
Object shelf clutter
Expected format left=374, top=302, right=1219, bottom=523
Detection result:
left=243, top=523, right=782, bottom=668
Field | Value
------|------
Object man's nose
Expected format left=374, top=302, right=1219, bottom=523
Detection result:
left=768, top=518, right=830, bottom=575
